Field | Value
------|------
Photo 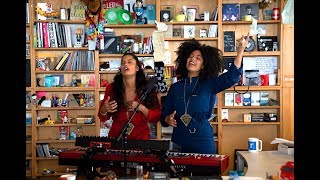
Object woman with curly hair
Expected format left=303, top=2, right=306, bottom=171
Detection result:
left=161, top=34, right=250, bottom=154
left=99, top=53, right=161, bottom=140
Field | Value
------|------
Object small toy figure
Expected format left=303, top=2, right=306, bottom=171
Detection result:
left=134, top=0, right=144, bottom=24
left=74, top=27, right=83, bottom=47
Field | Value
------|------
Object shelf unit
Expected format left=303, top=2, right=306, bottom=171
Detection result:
left=26, top=0, right=293, bottom=178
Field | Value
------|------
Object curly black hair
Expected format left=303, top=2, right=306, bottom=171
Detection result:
left=174, top=39, right=223, bottom=80
left=112, top=53, right=156, bottom=108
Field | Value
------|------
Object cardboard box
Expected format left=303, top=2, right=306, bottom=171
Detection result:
left=278, top=143, right=294, bottom=155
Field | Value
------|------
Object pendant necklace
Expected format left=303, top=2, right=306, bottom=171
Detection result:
left=180, top=77, right=199, bottom=127
left=124, top=89, right=136, bottom=135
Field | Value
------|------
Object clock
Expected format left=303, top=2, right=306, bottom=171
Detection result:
left=244, top=36, right=255, bottom=52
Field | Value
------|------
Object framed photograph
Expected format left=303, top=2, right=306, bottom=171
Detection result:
left=161, top=5, right=175, bottom=21
left=186, top=5, right=199, bottom=19
left=239, top=3, right=259, bottom=21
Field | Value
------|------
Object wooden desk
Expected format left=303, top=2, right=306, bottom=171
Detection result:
left=236, top=151, right=294, bottom=178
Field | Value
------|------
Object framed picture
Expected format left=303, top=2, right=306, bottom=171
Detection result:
left=186, top=5, right=199, bottom=19
left=239, top=3, right=259, bottom=21
left=161, top=5, right=175, bottom=21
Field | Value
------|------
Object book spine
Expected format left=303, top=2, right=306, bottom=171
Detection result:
left=42, top=22, right=49, bottom=48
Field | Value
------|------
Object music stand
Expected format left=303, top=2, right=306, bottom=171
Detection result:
left=116, top=88, right=150, bottom=177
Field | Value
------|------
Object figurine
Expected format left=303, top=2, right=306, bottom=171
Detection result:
left=74, top=27, right=83, bottom=47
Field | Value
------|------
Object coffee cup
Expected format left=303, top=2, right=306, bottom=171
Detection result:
left=248, top=137, right=262, bottom=152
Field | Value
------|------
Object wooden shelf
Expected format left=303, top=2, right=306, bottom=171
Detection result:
left=223, top=51, right=281, bottom=57
left=36, top=172, right=66, bottom=177
left=99, top=54, right=154, bottom=58
left=35, top=70, right=94, bottom=74
left=164, top=37, right=218, bottom=41
left=222, top=122, right=280, bottom=125
left=36, top=139, right=76, bottom=143
left=34, top=20, right=86, bottom=24
left=227, top=86, right=281, bottom=91
left=36, top=157, right=58, bottom=160
left=104, top=24, right=156, bottom=28
left=222, top=106, right=280, bottom=109
left=36, top=123, right=95, bottom=127
left=34, top=47, right=89, bottom=51
left=35, top=107, right=95, bottom=110
left=166, top=21, right=218, bottom=25
left=222, top=20, right=281, bottom=25
left=35, top=87, right=96, bottom=91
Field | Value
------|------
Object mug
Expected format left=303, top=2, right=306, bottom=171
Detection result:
left=248, top=137, right=262, bottom=152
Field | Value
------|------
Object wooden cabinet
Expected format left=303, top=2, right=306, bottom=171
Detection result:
left=27, top=0, right=293, bottom=178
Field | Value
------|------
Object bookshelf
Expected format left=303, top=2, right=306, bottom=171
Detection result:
left=26, top=0, right=293, bottom=178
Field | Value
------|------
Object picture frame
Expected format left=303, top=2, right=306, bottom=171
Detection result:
left=161, top=5, right=175, bottom=21
left=186, top=5, right=199, bottom=19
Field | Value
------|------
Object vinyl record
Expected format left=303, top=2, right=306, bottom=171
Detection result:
left=105, top=8, right=119, bottom=25
left=245, top=36, right=255, bottom=52
left=117, top=8, right=134, bottom=24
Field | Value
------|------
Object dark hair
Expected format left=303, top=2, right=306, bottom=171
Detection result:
left=112, top=53, right=156, bottom=108
left=174, top=39, right=223, bottom=80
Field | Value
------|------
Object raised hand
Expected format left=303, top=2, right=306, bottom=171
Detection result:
left=237, top=32, right=250, bottom=54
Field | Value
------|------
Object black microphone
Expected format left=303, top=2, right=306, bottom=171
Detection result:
left=141, top=77, right=158, bottom=95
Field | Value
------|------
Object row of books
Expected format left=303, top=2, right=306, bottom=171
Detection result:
left=34, top=22, right=85, bottom=48
left=224, top=92, right=271, bottom=106
left=100, top=29, right=154, bottom=54
left=54, top=50, right=95, bottom=71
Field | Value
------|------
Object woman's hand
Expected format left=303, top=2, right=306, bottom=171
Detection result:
left=237, top=32, right=250, bottom=54
left=102, top=96, right=118, bottom=113
left=165, top=111, right=177, bottom=127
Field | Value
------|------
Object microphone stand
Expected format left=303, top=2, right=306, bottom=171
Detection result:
left=116, top=89, right=149, bottom=177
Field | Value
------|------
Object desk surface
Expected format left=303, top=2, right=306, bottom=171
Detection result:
left=237, top=151, right=294, bottom=178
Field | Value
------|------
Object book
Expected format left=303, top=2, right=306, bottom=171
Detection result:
left=146, top=4, right=156, bottom=24
left=233, top=93, right=243, bottom=106
left=57, top=110, right=68, bottom=123
left=55, top=53, right=70, bottom=70
left=183, top=25, right=195, bottom=38
left=223, top=31, right=235, bottom=52
left=224, top=92, right=234, bottom=106
left=58, top=126, right=70, bottom=140
left=222, top=3, right=240, bottom=21
left=36, top=3, right=50, bottom=20
left=70, top=0, right=86, bottom=21
left=251, top=92, right=260, bottom=106
left=242, top=92, right=251, bottom=106
left=100, top=36, right=121, bottom=54
left=260, top=92, right=269, bottom=106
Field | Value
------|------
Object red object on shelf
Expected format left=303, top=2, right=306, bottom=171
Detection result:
left=280, top=161, right=294, bottom=180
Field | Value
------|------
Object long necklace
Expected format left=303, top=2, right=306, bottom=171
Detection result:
left=180, top=77, right=199, bottom=127
left=124, top=89, right=137, bottom=119
left=124, top=89, right=136, bottom=135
